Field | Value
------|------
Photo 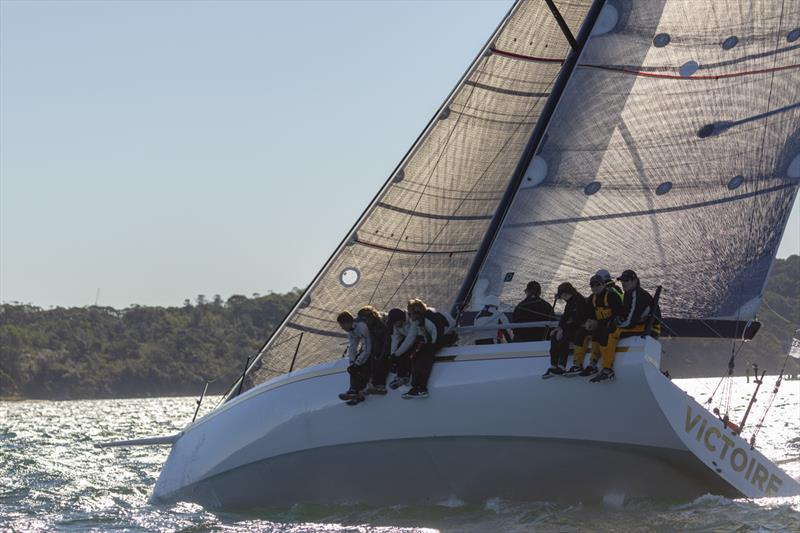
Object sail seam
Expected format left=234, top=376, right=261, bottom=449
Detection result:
left=356, top=238, right=478, bottom=255
left=579, top=62, right=800, bottom=80
left=506, top=182, right=797, bottom=229
left=464, top=79, right=550, bottom=98
left=375, top=202, right=493, bottom=221
left=491, top=48, right=565, bottom=64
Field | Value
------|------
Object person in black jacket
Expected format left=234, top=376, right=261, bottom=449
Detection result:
left=512, top=281, right=556, bottom=342
left=358, top=305, right=389, bottom=396
left=544, top=282, right=593, bottom=378
left=616, top=270, right=661, bottom=338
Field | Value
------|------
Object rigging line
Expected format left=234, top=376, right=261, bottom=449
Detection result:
left=736, top=0, right=787, bottom=367
left=578, top=62, right=800, bottom=80
left=761, top=298, right=793, bottom=324
left=378, top=69, right=562, bottom=309
left=366, top=75, right=481, bottom=305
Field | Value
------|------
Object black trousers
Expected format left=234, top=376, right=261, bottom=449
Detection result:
left=549, top=328, right=589, bottom=367
left=348, top=361, right=371, bottom=392
left=392, top=352, right=411, bottom=378
left=411, top=342, right=439, bottom=390
left=370, top=354, right=390, bottom=387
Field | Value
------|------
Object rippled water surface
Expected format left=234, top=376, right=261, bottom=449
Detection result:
left=2, top=377, right=799, bottom=532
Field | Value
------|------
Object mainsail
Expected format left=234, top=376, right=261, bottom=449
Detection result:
left=243, top=0, right=594, bottom=387
left=233, top=0, right=799, bottom=395
left=470, top=0, right=800, bottom=324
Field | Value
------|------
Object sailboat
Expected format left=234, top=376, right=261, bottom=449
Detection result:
left=147, top=0, right=800, bottom=507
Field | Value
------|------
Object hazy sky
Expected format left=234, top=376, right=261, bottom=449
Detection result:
left=1, top=0, right=798, bottom=309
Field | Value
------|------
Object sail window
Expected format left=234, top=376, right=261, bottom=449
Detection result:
left=591, top=4, right=619, bottom=36
left=680, top=61, right=700, bottom=77
left=788, top=154, right=800, bottom=179
left=722, top=36, right=738, bottom=50
left=522, top=156, right=548, bottom=188
left=653, top=33, right=671, bottom=47
left=788, top=28, right=800, bottom=43
left=584, top=181, right=602, bottom=195
left=655, top=182, right=673, bottom=195
left=393, top=169, right=405, bottom=183
left=299, top=295, right=311, bottom=309
left=439, top=107, right=451, bottom=120
left=339, top=268, right=361, bottom=287
left=727, top=175, right=744, bottom=190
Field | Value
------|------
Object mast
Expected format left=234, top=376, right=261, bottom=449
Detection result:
left=451, top=0, right=607, bottom=319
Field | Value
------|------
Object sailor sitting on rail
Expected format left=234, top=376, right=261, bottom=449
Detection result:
left=402, top=299, right=455, bottom=399
left=387, top=308, right=414, bottom=390
left=474, top=297, right=513, bottom=345
left=616, top=270, right=661, bottom=338
left=336, top=311, right=372, bottom=406
left=547, top=282, right=593, bottom=379
left=357, top=305, right=389, bottom=396
left=576, top=273, right=626, bottom=383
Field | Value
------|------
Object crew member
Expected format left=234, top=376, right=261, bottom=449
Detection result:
left=336, top=311, right=372, bottom=405
left=548, top=282, right=593, bottom=378
left=579, top=274, right=625, bottom=382
left=358, top=305, right=389, bottom=396
left=616, top=270, right=661, bottom=338
left=387, top=308, right=414, bottom=390
left=595, top=269, right=623, bottom=300
left=512, top=281, right=556, bottom=342
left=402, top=299, right=454, bottom=399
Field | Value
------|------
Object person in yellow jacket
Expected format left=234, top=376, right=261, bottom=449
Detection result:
left=577, top=273, right=625, bottom=382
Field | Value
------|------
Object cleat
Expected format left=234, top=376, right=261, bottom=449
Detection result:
left=389, top=376, right=410, bottom=390
left=590, top=368, right=615, bottom=383
left=402, top=388, right=429, bottom=399
left=579, top=365, right=598, bottom=377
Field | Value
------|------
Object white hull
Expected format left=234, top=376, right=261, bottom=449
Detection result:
left=152, top=338, right=800, bottom=508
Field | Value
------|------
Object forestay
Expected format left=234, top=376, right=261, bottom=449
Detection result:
left=243, top=1, right=593, bottom=387
left=473, top=0, right=800, bottom=322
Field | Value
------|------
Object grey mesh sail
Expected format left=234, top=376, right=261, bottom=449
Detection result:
left=242, top=0, right=594, bottom=388
left=473, top=0, right=800, bottom=324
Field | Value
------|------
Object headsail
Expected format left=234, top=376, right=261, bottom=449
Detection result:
left=242, top=1, right=594, bottom=387
left=470, top=0, right=800, bottom=323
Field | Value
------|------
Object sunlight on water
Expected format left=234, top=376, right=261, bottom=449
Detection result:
left=1, top=378, right=798, bottom=532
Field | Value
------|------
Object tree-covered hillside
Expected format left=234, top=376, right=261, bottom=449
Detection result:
left=0, top=291, right=301, bottom=399
left=1, top=257, right=798, bottom=399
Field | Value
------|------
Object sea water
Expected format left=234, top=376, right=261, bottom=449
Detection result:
left=1, top=377, right=799, bottom=532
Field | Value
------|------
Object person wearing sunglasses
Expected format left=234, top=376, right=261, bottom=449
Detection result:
left=616, top=270, right=661, bottom=338
left=576, top=273, right=625, bottom=382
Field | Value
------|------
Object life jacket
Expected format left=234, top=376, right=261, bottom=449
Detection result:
left=590, top=290, right=616, bottom=321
